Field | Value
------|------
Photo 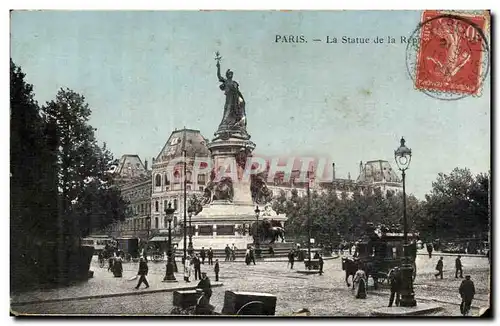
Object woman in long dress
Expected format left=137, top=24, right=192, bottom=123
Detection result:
left=352, top=267, right=367, bottom=299
left=184, top=255, right=192, bottom=282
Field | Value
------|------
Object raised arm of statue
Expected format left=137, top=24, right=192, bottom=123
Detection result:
left=216, top=62, right=225, bottom=83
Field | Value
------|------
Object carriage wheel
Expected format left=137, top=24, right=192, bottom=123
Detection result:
left=236, top=301, right=264, bottom=315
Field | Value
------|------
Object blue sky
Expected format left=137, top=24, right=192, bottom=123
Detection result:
left=10, top=10, right=490, bottom=198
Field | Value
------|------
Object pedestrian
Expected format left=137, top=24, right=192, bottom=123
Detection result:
left=214, top=259, right=220, bottom=281
left=435, top=257, right=444, bottom=279
left=207, top=247, right=214, bottom=265
left=455, top=255, right=463, bottom=278
left=196, top=272, right=213, bottom=302
left=113, top=256, right=123, bottom=277
left=108, top=254, right=115, bottom=272
left=245, top=247, right=251, bottom=265
left=250, top=246, right=256, bottom=265
left=459, top=275, right=475, bottom=316
left=184, top=254, right=192, bottom=283
left=269, top=246, right=275, bottom=257
left=193, top=254, right=201, bottom=280
left=224, top=244, right=231, bottom=262
left=352, top=264, right=367, bottom=299
left=200, top=247, right=206, bottom=265
left=388, top=267, right=401, bottom=307
left=231, top=243, right=237, bottom=261
left=288, top=249, right=295, bottom=269
left=318, top=254, right=324, bottom=275
left=426, top=243, right=433, bottom=258
left=348, top=242, right=352, bottom=255
left=135, top=257, right=150, bottom=289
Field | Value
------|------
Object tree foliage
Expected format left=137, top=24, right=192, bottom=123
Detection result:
left=41, top=88, right=128, bottom=238
left=419, top=168, right=490, bottom=240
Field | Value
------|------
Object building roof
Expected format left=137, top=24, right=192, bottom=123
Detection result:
left=112, top=154, right=148, bottom=180
left=153, top=128, right=210, bottom=164
left=356, top=160, right=401, bottom=184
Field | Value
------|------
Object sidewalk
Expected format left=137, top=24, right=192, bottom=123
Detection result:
left=11, top=265, right=223, bottom=306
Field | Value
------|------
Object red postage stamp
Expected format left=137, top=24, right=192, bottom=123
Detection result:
left=413, top=10, right=490, bottom=97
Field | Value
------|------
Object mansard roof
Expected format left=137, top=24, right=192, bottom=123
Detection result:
left=356, top=160, right=401, bottom=184
left=154, top=128, right=210, bottom=164
left=114, top=154, right=148, bottom=179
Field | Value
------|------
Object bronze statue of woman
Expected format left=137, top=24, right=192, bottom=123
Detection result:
left=215, top=53, right=246, bottom=131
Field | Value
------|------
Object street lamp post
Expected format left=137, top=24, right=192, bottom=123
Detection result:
left=188, top=206, right=194, bottom=254
left=394, top=137, right=416, bottom=307
left=163, top=202, right=177, bottom=282
left=255, top=206, right=261, bottom=258
left=307, top=171, right=312, bottom=269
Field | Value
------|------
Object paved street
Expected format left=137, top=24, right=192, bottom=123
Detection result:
left=12, top=253, right=490, bottom=316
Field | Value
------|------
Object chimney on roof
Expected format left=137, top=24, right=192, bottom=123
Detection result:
left=348, top=172, right=351, bottom=180
left=359, top=161, right=363, bottom=174
left=152, top=157, right=155, bottom=164
left=332, top=163, right=336, bottom=182
left=145, top=159, right=148, bottom=171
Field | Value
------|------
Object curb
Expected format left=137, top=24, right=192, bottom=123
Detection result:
left=371, top=304, right=443, bottom=316
left=11, top=283, right=224, bottom=306
left=417, top=253, right=488, bottom=258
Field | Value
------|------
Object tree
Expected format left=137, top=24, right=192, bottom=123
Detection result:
left=421, top=168, right=490, bottom=240
left=42, top=88, right=128, bottom=238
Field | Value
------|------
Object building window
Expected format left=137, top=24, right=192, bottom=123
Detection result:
left=155, top=217, right=159, bottom=229
left=141, top=204, right=144, bottom=214
left=174, top=199, right=178, bottom=210
left=199, top=186, right=204, bottom=191
left=186, top=171, right=192, bottom=183
left=164, top=173, right=170, bottom=185
left=164, top=200, right=168, bottom=211
left=198, top=225, right=213, bottom=235
left=155, top=201, right=159, bottom=212
left=173, top=171, right=181, bottom=184
left=217, top=225, right=235, bottom=236
left=155, top=174, right=161, bottom=187
left=187, top=185, right=192, bottom=191
left=197, top=174, right=206, bottom=185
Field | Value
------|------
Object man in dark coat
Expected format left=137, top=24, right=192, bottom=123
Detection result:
left=200, top=247, right=206, bottom=264
left=288, top=249, right=295, bottom=269
left=455, top=255, right=463, bottom=278
left=207, top=247, right=214, bottom=265
left=214, top=259, right=220, bottom=281
left=249, top=246, right=256, bottom=265
left=388, top=267, right=401, bottom=307
left=224, top=244, right=231, bottom=261
left=435, top=257, right=444, bottom=279
left=135, top=257, right=150, bottom=289
left=197, top=272, right=213, bottom=302
left=318, top=254, right=324, bottom=275
left=459, top=275, right=475, bottom=316
left=193, top=254, right=202, bottom=280
left=426, top=243, right=433, bottom=258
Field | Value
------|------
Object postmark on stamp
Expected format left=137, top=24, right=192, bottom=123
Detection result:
left=406, top=10, right=490, bottom=100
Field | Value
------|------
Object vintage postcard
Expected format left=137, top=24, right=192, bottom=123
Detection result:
left=10, top=10, right=491, bottom=317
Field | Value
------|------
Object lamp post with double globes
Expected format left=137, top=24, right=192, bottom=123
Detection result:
left=163, top=202, right=177, bottom=282
left=394, top=137, right=416, bottom=307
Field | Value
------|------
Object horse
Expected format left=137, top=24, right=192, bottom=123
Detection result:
left=342, top=257, right=357, bottom=287
left=342, top=257, right=381, bottom=290
left=270, top=226, right=285, bottom=243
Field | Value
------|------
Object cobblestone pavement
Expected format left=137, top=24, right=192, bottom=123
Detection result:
left=12, top=254, right=490, bottom=316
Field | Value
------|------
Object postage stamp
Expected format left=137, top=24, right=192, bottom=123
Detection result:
left=406, top=10, right=490, bottom=100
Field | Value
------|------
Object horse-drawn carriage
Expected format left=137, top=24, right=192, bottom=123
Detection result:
left=115, top=237, right=140, bottom=262
left=302, top=248, right=322, bottom=270
left=342, top=225, right=418, bottom=288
